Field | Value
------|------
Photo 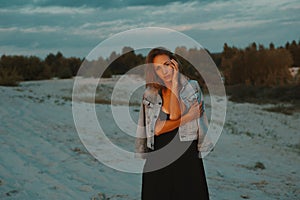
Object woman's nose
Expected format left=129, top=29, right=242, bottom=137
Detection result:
left=162, top=67, right=168, bottom=74
left=162, top=66, right=171, bottom=74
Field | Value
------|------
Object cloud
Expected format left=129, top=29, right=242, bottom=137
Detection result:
left=0, top=6, right=96, bottom=15
left=21, top=6, right=96, bottom=15
left=0, top=0, right=299, bottom=58
left=0, top=27, right=18, bottom=32
left=173, top=19, right=274, bottom=31
left=0, top=0, right=196, bottom=8
left=0, top=26, right=62, bottom=34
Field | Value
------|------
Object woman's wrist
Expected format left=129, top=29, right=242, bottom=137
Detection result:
left=171, top=82, right=179, bottom=95
left=180, top=113, right=190, bottom=125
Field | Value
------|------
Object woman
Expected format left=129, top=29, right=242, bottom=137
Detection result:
left=135, top=47, right=211, bottom=200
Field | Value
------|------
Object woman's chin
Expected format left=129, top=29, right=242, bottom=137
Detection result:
left=163, top=79, right=172, bottom=86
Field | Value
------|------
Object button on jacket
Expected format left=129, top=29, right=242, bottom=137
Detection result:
left=135, top=76, right=213, bottom=159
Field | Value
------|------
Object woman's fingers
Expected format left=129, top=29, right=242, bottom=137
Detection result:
left=188, top=101, right=200, bottom=118
left=170, top=59, right=178, bottom=71
left=199, top=101, right=204, bottom=116
left=189, top=100, right=204, bottom=118
left=170, top=59, right=179, bottom=84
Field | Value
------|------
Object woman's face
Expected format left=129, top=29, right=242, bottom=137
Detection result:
left=153, top=54, right=174, bottom=85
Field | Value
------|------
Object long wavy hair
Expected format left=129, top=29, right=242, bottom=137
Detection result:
left=145, top=47, right=184, bottom=90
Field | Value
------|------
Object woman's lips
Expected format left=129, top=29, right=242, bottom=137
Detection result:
left=164, top=75, right=171, bottom=80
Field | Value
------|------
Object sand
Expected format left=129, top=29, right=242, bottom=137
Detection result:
left=0, top=76, right=299, bottom=199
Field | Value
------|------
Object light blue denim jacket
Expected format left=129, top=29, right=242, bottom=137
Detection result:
left=135, top=76, right=212, bottom=159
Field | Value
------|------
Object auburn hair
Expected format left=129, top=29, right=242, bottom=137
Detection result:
left=145, top=47, right=183, bottom=90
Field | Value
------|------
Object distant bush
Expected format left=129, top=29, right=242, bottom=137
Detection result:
left=225, top=84, right=257, bottom=103
left=0, top=53, right=82, bottom=83
left=0, top=67, right=22, bottom=86
left=226, top=84, right=300, bottom=104
left=57, top=66, right=72, bottom=79
left=221, top=42, right=295, bottom=86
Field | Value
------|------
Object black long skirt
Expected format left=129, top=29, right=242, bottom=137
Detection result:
left=142, top=114, right=210, bottom=200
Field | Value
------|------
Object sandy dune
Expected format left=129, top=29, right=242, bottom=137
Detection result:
left=0, top=77, right=299, bottom=199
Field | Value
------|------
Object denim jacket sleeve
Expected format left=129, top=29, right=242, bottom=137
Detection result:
left=134, top=87, right=160, bottom=159
left=193, top=81, right=214, bottom=157
left=181, top=80, right=213, bottom=158
left=135, top=101, right=148, bottom=159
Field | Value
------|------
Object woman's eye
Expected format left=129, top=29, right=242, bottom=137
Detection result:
left=164, top=61, right=171, bottom=66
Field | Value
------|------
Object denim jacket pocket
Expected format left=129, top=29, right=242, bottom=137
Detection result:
left=179, top=120, right=198, bottom=141
left=179, top=94, right=199, bottom=141
left=179, top=81, right=200, bottom=141
left=143, top=98, right=154, bottom=108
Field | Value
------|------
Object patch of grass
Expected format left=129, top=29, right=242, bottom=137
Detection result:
left=251, top=180, right=268, bottom=188
left=287, top=142, right=300, bottom=155
left=14, top=88, right=24, bottom=92
left=225, top=122, right=255, bottom=138
left=91, top=192, right=107, bottom=200
left=5, top=190, right=18, bottom=197
left=94, top=99, right=111, bottom=104
left=239, top=161, right=266, bottom=170
left=90, top=192, right=129, bottom=200
left=62, top=96, right=72, bottom=102
left=263, top=105, right=295, bottom=115
left=226, top=84, right=300, bottom=114
left=245, top=131, right=254, bottom=138
left=254, top=161, right=266, bottom=170
left=71, top=147, right=88, bottom=155
left=240, top=194, right=250, bottom=199
left=54, top=99, right=60, bottom=105
left=224, top=122, right=238, bottom=135
left=19, top=95, right=45, bottom=103
left=226, top=84, right=300, bottom=103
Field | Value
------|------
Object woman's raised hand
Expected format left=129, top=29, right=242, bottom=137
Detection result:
left=170, top=59, right=179, bottom=85
left=186, top=100, right=204, bottom=121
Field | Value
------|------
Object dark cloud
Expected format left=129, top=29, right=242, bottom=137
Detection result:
left=0, top=0, right=199, bottom=8
left=0, top=0, right=299, bottom=58
left=0, top=0, right=26, bottom=7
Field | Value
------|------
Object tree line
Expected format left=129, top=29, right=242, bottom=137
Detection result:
left=221, top=40, right=300, bottom=86
left=0, top=52, right=82, bottom=86
left=0, top=40, right=299, bottom=86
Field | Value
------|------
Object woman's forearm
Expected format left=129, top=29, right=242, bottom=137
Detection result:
left=155, top=100, right=201, bottom=136
left=169, top=84, right=186, bottom=120
left=155, top=113, right=190, bottom=136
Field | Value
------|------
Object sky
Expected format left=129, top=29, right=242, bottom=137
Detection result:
left=0, top=0, right=299, bottom=58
